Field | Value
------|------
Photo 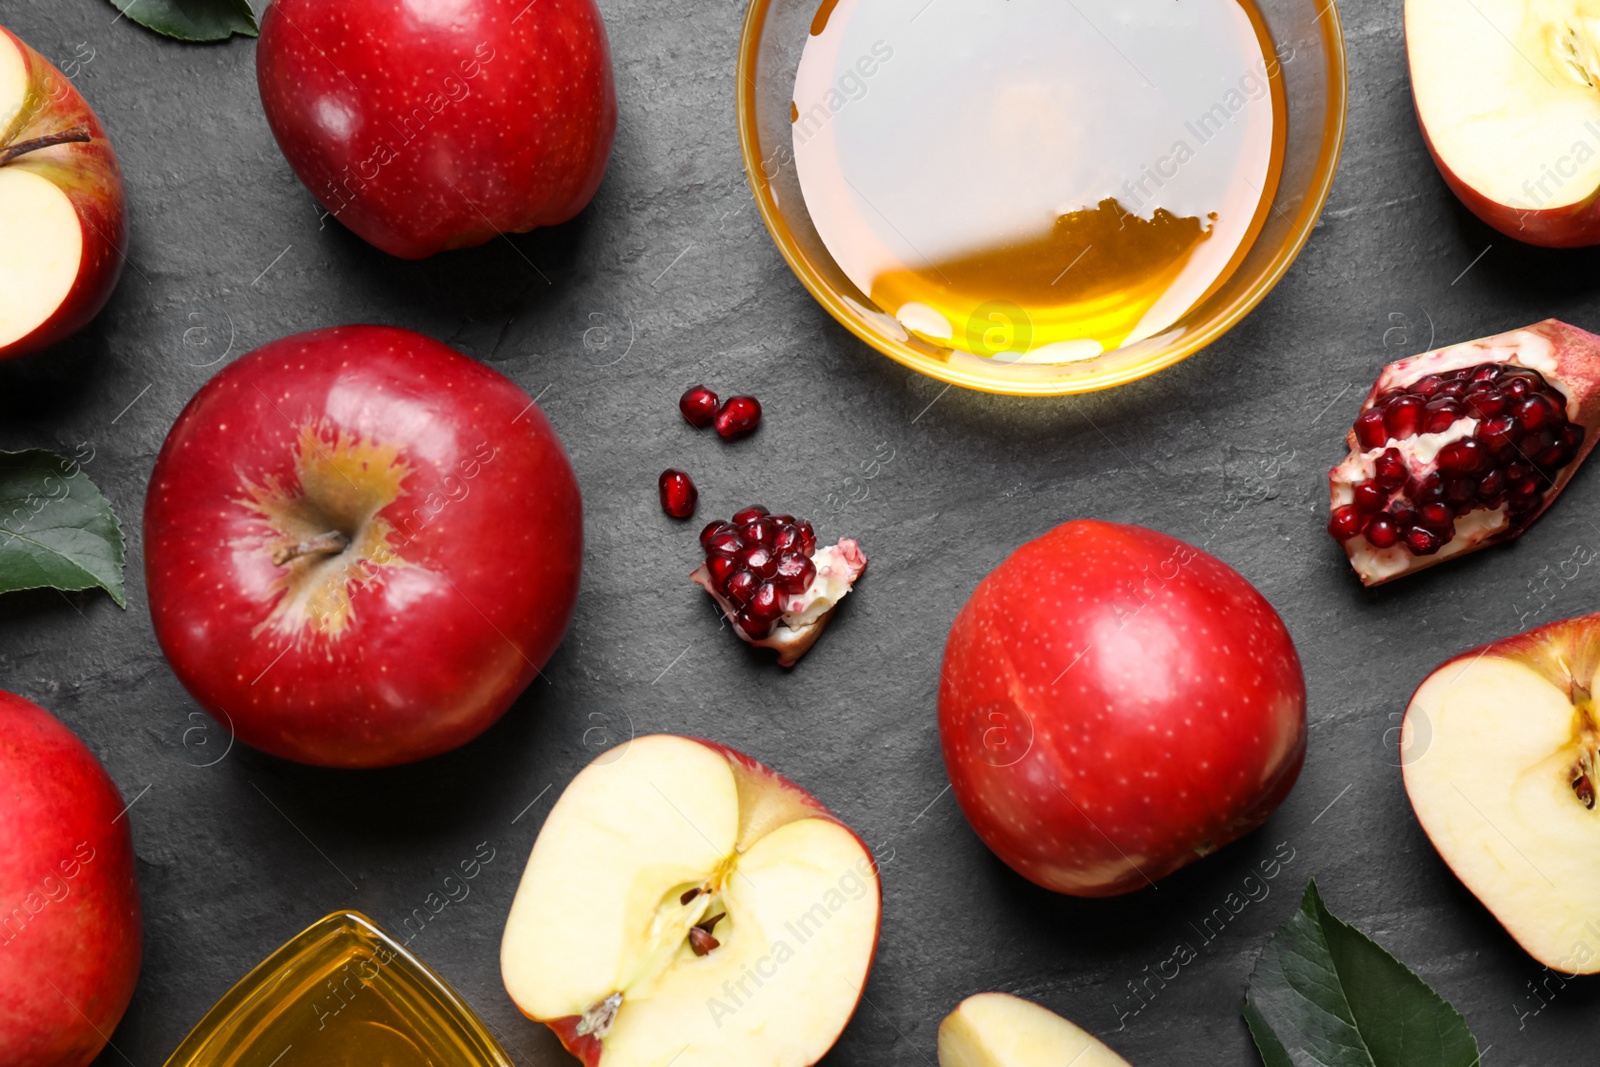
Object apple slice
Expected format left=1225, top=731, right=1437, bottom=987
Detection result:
left=501, top=734, right=881, bottom=1066
left=1406, top=0, right=1600, bottom=246
left=938, top=993, right=1131, bottom=1067
left=0, top=27, right=126, bottom=359
left=1402, top=612, right=1600, bottom=973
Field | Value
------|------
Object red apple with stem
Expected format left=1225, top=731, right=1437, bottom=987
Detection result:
left=938, top=521, right=1307, bottom=896
left=0, top=25, right=126, bottom=359
left=256, top=0, right=617, bottom=259
left=144, top=325, right=583, bottom=768
left=0, top=691, right=142, bottom=1067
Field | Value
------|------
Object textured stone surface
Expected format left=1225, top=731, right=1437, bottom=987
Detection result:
left=2, top=0, right=1598, bottom=1063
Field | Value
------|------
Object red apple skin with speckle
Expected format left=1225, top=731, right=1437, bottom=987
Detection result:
left=0, top=692, right=142, bottom=1067
left=937, top=521, right=1306, bottom=897
left=256, top=0, right=616, bottom=259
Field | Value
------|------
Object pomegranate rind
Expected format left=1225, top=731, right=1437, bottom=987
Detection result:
left=1330, top=319, right=1600, bottom=586
left=692, top=539, right=867, bottom=667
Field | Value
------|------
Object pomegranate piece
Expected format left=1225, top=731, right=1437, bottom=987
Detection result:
left=679, top=385, right=719, bottom=428
left=1327, top=320, right=1600, bottom=586
left=658, top=469, right=698, bottom=519
left=690, top=505, right=866, bottom=667
left=714, top=395, right=762, bottom=440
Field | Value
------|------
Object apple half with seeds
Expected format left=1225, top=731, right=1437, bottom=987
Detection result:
left=1402, top=611, right=1600, bottom=972
left=938, top=993, right=1131, bottom=1067
left=501, top=734, right=881, bottom=1067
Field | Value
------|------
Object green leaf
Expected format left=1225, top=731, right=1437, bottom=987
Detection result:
left=106, top=0, right=259, bottom=42
left=0, top=450, right=126, bottom=608
left=1243, top=880, right=1481, bottom=1067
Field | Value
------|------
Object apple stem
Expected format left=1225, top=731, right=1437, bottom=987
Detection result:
left=272, top=531, right=351, bottom=566
left=0, top=124, right=92, bottom=167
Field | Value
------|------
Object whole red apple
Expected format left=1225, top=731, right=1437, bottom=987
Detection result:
left=256, top=0, right=617, bottom=259
left=0, top=691, right=141, bottom=1067
left=144, top=325, right=584, bottom=768
left=0, top=25, right=127, bottom=359
left=938, top=521, right=1306, bottom=896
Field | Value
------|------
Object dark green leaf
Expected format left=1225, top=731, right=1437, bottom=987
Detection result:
left=106, top=0, right=259, bottom=42
left=1244, top=880, right=1480, bottom=1067
left=0, top=450, right=125, bottom=607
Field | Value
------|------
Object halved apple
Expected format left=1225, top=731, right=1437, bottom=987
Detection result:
left=500, top=734, right=881, bottom=1067
left=938, top=993, right=1131, bottom=1067
left=0, top=25, right=126, bottom=360
left=1402, top=612, right=1600, bottom=972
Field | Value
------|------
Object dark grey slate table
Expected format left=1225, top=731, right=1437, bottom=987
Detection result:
left=2, top=0, right=1595, bottom=1063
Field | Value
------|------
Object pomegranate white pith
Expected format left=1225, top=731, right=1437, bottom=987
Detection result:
left=500, top=735, right=881, bottom=1067
left=692, top=507, right=867, bottom=667
left=1328, top=320, right=1600, bottom=586
left=1402, top=612, right=1600, bottom=973
left=937, top=993, right=1131, bottom=1067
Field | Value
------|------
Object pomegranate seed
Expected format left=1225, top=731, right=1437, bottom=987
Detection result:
left=1410, top=375, right=1444, bottom=398
left=1385, top=396, right=1426, bottom=439
left=1503, top=373, right=1535, bottom=398
left=1445, top=476, right=1474, bottom=504
left=741, top=545, right=778, bottom=578
left=1419, top=501, right=1454, bottom=530
left=1407, top=473, right=1445, bottom=504
left=715, top=396, right=763, bottom=440
left=1355, top=409, right=1389, bottom=450
left=795, top=521, right=817, bottom=556
left=725, top=569, right=758, bottom=606
left=707, top=554, right=739, bottom=587
left=1329, top=505, right=1364, bottom=540
left=1389, top=501, right=1418, bottom=527
left=700, top=520, right=734, bottom=548
left=732, top=505, right=769, bottom=525
left=1518, top=394, right=1556, bottom=431
left=1373, top=448, right=1406, bottom=489
left=1438, top=380, right=1468, bottom=399
left=1365, top=515, right=1400, bottom=548
left=736, top=610, right=771, bottom=638
left=680, top=385, right=720, bottom=428
left=1424, top=398, right=1465, bottom=434
left=1480, top=415, right=1519, bottom=452
left=773, top=525, right=802, bottom=552
left=1477, top=469, right=1505, bottom=500
left=1405, top=526, right=1446, bottom=555
left=747, top=582, right=784, bottom=622
left=659, top=469, right=699, bottom=519
left=1464, top=388, right=1507, bottom=419
left=706, top=530, right=743, bottom=557
left=1437, top=438, right=1488, bottom=474
left=1471, top=364, right=1502, bottom=383
left=774, top=551, right=816, bottom=594
left=742, top=518, right=776, bottom=546
left=1351, top=481, right=1384, bottom=512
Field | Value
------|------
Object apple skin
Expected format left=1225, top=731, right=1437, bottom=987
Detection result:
left=256, top=0, right=616, bottom=259
left=938, top=521, right=1307, bottom=897
left=144, top=325, right=583, bottom=768
left=529, top=736, right=882, bottom=1067
left=0, top=691, right=142, bottom=1067
left=0, top=25, right=127, bottom=360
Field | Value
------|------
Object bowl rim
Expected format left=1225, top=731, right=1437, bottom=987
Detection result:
left=735, top=0, right=1350, bottom=397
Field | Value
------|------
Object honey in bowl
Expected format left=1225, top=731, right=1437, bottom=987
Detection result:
left=791, top=0, right=1288, bottom=364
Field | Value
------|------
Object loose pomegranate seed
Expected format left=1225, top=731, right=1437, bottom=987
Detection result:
left=1355, top=409, right=1389, bottom=450
left=715, top=396, right=763, bottom=440
left=1329, top=505, right=1364, bottom=540
left=659, top=469, right=698, bottom=519
left=1365, top=515, right=1399, bottom=548
left=680, top=385, right=720, bottom=428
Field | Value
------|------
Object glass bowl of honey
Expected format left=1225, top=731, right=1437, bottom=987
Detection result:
left=736, top=0, right=1347, bottom=396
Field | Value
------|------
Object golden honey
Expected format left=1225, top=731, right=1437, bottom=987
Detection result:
left=792, top=0, right=1288, bottom=362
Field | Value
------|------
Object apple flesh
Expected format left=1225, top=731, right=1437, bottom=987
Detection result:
left=938, top=993, right=1130, bottom=1067
left=1403, top=611, right=1600, bottom=973
left=0, top=691, right=142, bottom=1067
left=939, top=521, right=1307, bottom=896
left=257, top=0, right=617, bottom=259
left=144, top=325, right=583, bottom=767
left=0, top=25, right=126, bottom=359
left=501, top=734, right=881, bottom=1067
left=1407, top=0, right=1600, bottom=245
